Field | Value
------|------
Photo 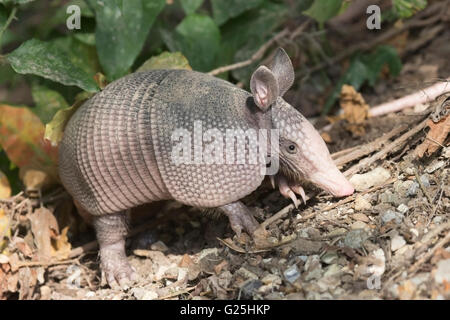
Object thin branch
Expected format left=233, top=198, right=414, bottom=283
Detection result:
left=344, top=118, right=429, bottom=177
left=0, top=6, right=17, bottom=54
left=334, top=124, right=408, bottom=166
left=369, top=80, right=450, bottom=117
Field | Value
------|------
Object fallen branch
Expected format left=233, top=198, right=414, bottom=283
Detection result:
left=334, top=124, right=408, bottom=167
left=408, top=226, right=450, bottom=274
left=208, top=21, right=310, bottom=76
left=369, top=80, right=450, bottom=117
left=344, top=118, right=429, bottom=177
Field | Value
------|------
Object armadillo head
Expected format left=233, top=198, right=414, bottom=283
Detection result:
left=250, top=48, right=354, bottom=206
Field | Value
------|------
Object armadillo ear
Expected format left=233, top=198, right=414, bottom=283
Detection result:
left=250, top=66, right=279, bottom=111
left=268, top=48, right=294, bottom=96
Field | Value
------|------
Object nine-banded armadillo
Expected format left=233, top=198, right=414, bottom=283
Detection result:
left=59, top=48, right=354, bottom=288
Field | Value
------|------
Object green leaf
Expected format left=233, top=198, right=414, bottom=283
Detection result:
left=137, top=51, right=191, bottom=72
left=322, top=46, right=402, bottom=115
left=31, top=84, right=69, bottom=124
left=180, top=0, right=203, bottom=15
left=7, top=39, right=99, bottom=92
left=51, top=36, right=100, bottom=77
left=211, top=0, right=263, bottom=26
left=363, top=46, right=402, bottom=86
left=44, top=91, right=93, bottom=147
left=392, top=0, right=427, bottom=19
left=0, top=0, right=35, bottom=5
left=87, top=0, right=165, bottom=80
left=304, top=0, right=343, bottom=24
left=73, top=33, right=96, bottom=46
left=169, top=14, right=220, bottom=72
left=220, top=1, right=287, bottom=82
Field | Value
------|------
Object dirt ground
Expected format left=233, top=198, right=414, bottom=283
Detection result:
left=0, top=29, right=449, bottom=301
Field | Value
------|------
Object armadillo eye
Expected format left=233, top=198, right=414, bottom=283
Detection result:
left=287, top=144, right=297, bottom=154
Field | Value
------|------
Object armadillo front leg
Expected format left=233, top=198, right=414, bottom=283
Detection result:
left=220, top=201, right=259, bottom=237
left=93, top=211, right=137, bottom=289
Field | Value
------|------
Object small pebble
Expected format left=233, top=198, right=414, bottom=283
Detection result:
left=237, top=267, right=258, bottom=280
left=432, top=216, right=443, bottom=224
left=434, top=259, right=450, bottom=284
left=240, top=280, right=263, bottom=299
left=352, top=213, right=369, bottom=222
left=321, top=251, right=339, bottom=265
left=391, top=235, right=406, bottom=251
left=349, top=167, right=391, bottom=191
left=350, top=221, right=370, bottom=231
left=150, top=240, right=169, bottom=252
left=381, top=210, right=403, bottom=224
left=396, top=204, right=409, bottom=214
left=407, top=182, right=419, bottom=197
left=344, top=229, right=370, bottom=249
left=283, top=265, right=301, bottom=284
left=354, top=195, right=371, bottom=211
left=419, top=174, right=430, bottom=187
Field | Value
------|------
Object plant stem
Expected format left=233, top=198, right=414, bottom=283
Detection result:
left=0, top=6, right=17, bottom=54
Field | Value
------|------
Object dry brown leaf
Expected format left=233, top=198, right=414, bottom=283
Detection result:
left=339, top=85, right=369, bottom=136
left=19, top=168, right=51, bottom=192
left=415, top=115, right=450, bottom=157
left=321, top=132, right=332, bottom=143
left=51, top=226, right=72, bottom=260
left=0, top=209, right=11, bottom=251
left=0, top=171, right=11, bottom=199
left=179, top=253, right=194, bottom=268
left=29, top=208, right=59, bottom=261
left=214, top=260, right=228, bottom=275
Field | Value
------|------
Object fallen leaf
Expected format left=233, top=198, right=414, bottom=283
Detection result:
left=0, top=209, right=11, bottom=251
left=415, top=115, right=450, bottom=157
left=51, top=226, right=71, bottom=259
left=321, top=132, right=332, bottom=143
left=44, top=92, right=93, bottom=146
left=0, top=104, right=59, bottom=185
left=137, top=51, right=191, bottom=72
left=29, top=207, right=59, bottom=261
left=0, top=170, right=11, bottom=199
left=19, top=168, right=51, bottom=192
left=339, top=85, right=369, bottom=136
left=214, top=260, right=228, bottom=275
left=93, top=72, right=108, bottom=90
left=179, top=253, right=194, bottom=268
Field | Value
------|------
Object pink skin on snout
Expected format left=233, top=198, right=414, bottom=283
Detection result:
left=298, top=120, right=354, bottom=197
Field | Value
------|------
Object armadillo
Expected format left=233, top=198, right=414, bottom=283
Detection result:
left=59, top=48, right=354, bottom=288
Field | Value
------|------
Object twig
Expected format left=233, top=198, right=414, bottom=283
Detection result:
left=15, top=258, right=79, bottom=269
left=208, top=20, right=310, bottom=76
left=216, top=237, right=269, bottom=253
left=334, top=125, right=408, bottom=167
left=0, top=6, right=17, bottom=54
left=331, top=145, right=360, bottom=159
left=344, top=118, right=429, bottom=177
left=408, top=229, right=450, bottom=274
left=300, top=1, right=446, bottom=77
left=260, top=204, right=294, bottom=229
left=208, top=28, right=289, bottom=76
left=159, top=286, right=196, bottom=300
left=369, top=80, right=450, bottom=117
left=414, top=169, right=433, bottom=205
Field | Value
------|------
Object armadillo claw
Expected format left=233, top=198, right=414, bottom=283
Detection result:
left=221, top=202, right=260, bottom=237
left=99, top=242, right=139, bottom=290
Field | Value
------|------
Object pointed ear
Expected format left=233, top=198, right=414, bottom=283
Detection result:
left=268, top=48, right=295, bottom=96
left=250, top=66, right=279, bottom=111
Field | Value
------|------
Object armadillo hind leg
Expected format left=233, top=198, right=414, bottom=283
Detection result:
left=220, top=201, right=259, bottom=237
left=93, top=211, right=138, bottom=289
